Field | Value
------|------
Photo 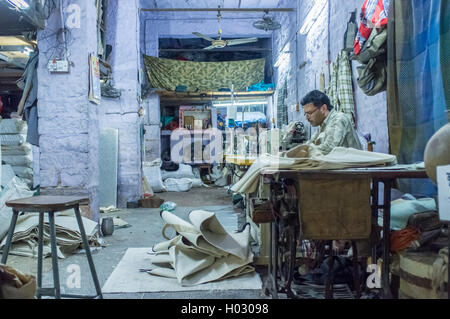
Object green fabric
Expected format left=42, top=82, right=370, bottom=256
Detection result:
left=143, top=55, right=265, bottom=92
left=389, top=198, right=436, bottom=231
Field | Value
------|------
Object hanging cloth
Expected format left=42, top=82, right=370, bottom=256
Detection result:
left=327, top=51, right=356, bottom=126
left=16, top=51, right=39, bottom=146
left=386, top=0, right=449, bottom=196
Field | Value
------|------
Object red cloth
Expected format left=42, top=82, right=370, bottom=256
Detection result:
left=354, top=0, right=390, bottom=55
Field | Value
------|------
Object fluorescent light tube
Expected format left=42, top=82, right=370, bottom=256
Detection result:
left=7, top=0, right=30, bottom=9
left=299, top=0, right=327, bottom=35
left=213, top=101, right=269, bottom=107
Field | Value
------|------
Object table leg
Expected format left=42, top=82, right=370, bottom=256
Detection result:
left=74, top=206, right=103, bottom=299
left=37, top=213, right=44, bottom=299
left=263, top=220, right=278, bottom=298
left=1, top=210, right=19, bottom=265
left=371, top=179, right=380, bottom=265
left=381, top=179, right=392, bottom=298
left=270, top=219, right=280, bottom=298
left=325, top=246, right=336, bottom=299
left=48, top=212, right=61, bottom=299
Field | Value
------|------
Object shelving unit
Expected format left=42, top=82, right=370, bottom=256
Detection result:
left=158, top=89, right=274, bottom=105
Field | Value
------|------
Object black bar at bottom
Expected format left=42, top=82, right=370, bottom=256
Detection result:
left=38, top=288, right=101, bottom=299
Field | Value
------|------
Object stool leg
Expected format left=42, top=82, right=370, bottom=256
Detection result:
left=74, top=206, right=103, bottom=299
left=48, top=212, right=61, bottom=299
left=36, top=213, right=44, bottom=299
left=1, top=210, right=19, bottom=264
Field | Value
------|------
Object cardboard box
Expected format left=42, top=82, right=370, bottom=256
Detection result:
left=184, top=116, right=194, bottom=129
left=139, top=196, right=165, bottom=208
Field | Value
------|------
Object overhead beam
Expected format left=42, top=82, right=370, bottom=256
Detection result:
left=142, top=8, right=295, bottom=12
left=159, top=47, right=271, bottom=52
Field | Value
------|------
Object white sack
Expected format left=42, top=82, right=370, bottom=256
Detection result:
left=161, top=164, right=195, bottom=180
left=143, top=161, right=166, bottom=193
left=0, top=119, right=27, bottom=135
left=164, top=178, right=193, bottom=192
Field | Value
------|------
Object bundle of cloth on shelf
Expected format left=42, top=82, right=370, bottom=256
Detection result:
left=0, top=119, right=34, bottom=187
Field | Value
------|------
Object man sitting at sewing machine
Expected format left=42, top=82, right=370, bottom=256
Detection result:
left=300, top=90, right=366, bottom=255
left=301, top=90, right=362, bottom=155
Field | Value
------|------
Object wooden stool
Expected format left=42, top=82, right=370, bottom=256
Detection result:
left=1, top=196, right=103, bottom=299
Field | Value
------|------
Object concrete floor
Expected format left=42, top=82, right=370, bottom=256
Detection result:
left=1, top=187, right=271, bottom=299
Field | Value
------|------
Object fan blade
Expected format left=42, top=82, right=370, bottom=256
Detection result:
left=226, top=38, right=258, bottom=46
left=203, top=45, right=218, bottom=50
left=192, top=32, right=215, bottom=42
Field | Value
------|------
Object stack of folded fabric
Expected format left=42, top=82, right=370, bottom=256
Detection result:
left=0, top=119, right=33, bottom=187
left=147, top=210, right=255, bottom=286
left=0, top=211, right=100, bottom=259
left=0, top=165, right=35, bottom=242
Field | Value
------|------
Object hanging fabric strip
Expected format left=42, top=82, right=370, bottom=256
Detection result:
left=386, top=0, right=448, bottom=196
left=327, top=51, right=356, bottom=126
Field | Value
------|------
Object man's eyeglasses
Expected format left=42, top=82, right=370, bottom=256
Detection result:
left=304, top=108, right=319, bottom=118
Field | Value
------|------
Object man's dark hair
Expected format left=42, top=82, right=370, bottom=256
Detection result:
left=301, top=90, right=334, bottom=111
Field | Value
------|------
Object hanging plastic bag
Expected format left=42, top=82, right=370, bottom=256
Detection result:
left=160, top=201, right=177, bottom=212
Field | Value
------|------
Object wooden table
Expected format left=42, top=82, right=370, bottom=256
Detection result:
left=261, top=166, right=429, bottom=299
left=225, top=155, right=257, bottom=166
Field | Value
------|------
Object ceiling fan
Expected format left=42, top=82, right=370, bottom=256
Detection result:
left=192, top=6, right=258, bottom=50
left=253, top=11, right=281, bottom=31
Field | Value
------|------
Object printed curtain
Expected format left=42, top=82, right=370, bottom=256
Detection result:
left=387, top=0, right=449, bottom=195
left=143, top=55, right=265, bottom=92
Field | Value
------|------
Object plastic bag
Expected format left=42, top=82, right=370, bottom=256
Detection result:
left=164, top=178, right=193, bottom=192
left=143, top=161, right=166, bottom=193
left=160, top=201, right=177, bottom=212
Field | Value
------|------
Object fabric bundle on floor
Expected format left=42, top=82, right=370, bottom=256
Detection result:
left=147, top=210, right=255, bottom=287
left=0, top=211, right=100, bottom=259
left=0, top=166, right=35, bottom=241
left=0, top=264, right=36, bottom=299
left=231, top=145, right=398, bottom=194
